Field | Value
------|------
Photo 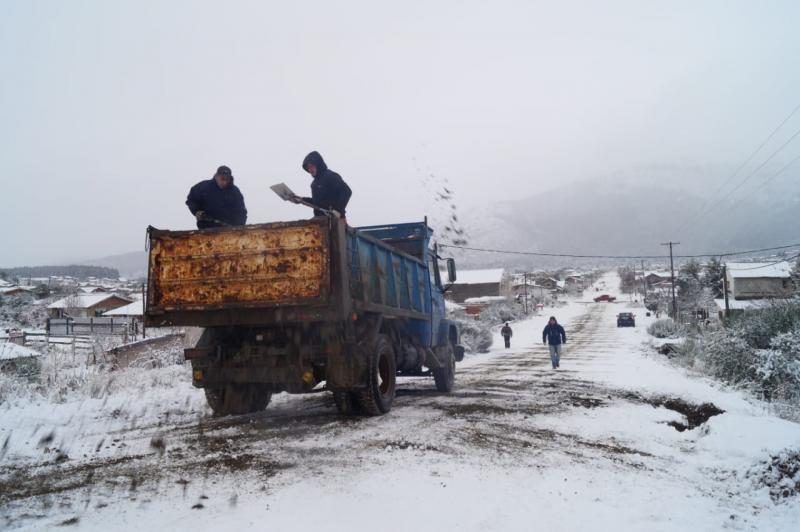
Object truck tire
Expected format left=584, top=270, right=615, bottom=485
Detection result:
left=204, top=384, right=271, bottom=416
left=333, top=391, right=360, bottom=416
left=356, top=334, right=396, bottom=415
left=433, top=344, right=455, bottom=392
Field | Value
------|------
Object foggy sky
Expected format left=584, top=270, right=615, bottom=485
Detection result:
left=2, top=0, right=799, bottom=267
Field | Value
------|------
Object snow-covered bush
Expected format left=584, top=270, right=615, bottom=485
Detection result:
left=449, top=300, right=525, bottom=354
left=647, top=318, right=686, bottom=339
left=697, top=328, right=755, bottom=385
left=729, top=300, right=800, bottom=349
left=675, top=304, right=800, bottom=408
left=454, top=318, right=493, bottom=353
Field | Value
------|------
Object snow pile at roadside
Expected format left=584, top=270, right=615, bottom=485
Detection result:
left=0, top=343, right=41, bottom=360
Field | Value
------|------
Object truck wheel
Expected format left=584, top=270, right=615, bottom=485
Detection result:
left=356, top=334, right=396, bottom=415
left=204, top=384, right=271, bottom=416
left=433, top=344, right=455, bottom=392
left=333, top=391, right=360, bottom=415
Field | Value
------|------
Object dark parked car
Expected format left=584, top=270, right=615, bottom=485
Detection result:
left=594, top=294, right=617, bottom=302
left=617, top=312, right=635, bottom=327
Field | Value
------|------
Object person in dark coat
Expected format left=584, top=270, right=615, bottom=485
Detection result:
left=501, top=322, right=513, bottom=349
left=186, top=165, right=247, bottom=229
left=301, top=151, right=352, bottom=219
left=542, top=316, right=567, bottom=369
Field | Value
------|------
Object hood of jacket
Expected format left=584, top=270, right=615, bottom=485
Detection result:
left=302, top=151, right=328, bottom=177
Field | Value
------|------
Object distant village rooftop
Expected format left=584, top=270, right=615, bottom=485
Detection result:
left=726, top=261, right=791, bottom=279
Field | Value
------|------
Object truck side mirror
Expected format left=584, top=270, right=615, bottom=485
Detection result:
left=446, top=258, right=456, bottom=283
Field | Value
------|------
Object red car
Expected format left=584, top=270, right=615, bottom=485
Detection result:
left=593, top=294, right=617, bottom=302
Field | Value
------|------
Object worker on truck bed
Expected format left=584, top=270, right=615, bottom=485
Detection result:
left=186, top=165, right=248, bottom=229
left=301, top=151, right=352, bottom=220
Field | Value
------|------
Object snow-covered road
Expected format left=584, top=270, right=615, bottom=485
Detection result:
left=2, top=274, right=800, bottom=531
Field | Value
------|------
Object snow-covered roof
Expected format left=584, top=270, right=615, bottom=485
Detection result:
left=452, top=269, right=505, bottom=285
left=0, top=343, right=41, bottom=360
left=103, top=300, right=143, bottom=316
left=726, top=261, right=791, bottom=279
left=47, top=294, right=132, bottom=309
left=0, top=279, right=11, bottom=287
left=0, top=286, right=34, bottom=295
left=79, top=286, right=109, bottom=294
left=463, top=295, right=507, bottom=304
left=714, top=298, right=773, bottom=311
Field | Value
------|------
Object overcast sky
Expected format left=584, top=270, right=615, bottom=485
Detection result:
left=1, top=0, right=799, bottom=266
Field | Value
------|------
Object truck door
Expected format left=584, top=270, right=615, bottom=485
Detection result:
left=428, top=253, right=445, bottom=347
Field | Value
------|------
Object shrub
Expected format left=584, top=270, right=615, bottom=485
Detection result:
left=454, top=318, right=493, bottom=353
left=647, top=318, right=686, bottom=339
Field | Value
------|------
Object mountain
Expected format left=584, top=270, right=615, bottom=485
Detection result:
left=83, top=251, right=148, bottom=279
left=445, top=175, right=800, bottom=270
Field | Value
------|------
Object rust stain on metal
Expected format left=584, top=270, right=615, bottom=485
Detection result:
left=149, top=222, right=329, bottom=309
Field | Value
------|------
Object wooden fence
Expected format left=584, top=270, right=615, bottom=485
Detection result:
left=47, top=317, right=138, bottom=336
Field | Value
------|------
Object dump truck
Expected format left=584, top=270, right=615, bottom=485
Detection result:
left=144, top=216, right=464, bottom=416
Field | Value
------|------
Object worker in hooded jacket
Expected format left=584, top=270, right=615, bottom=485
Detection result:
left=301, top=151, right=352, bottom=221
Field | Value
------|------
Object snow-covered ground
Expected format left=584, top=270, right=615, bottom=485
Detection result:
left=1, top=273, right=799, bottom=531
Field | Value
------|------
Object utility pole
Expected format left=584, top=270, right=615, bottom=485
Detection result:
left=661, top=242, right=680, bottom=320
left=523, top=272, right=528, bottom=315
left=722, top=264, right=730, bottom=318
left=641, top=260, right=646, bottom=301
left=631, top=263, right=635, bottom=302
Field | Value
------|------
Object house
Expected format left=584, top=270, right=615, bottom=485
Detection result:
left=715, top=261, right=793, bottom=317
left=103, top=300, right=143, bottom=319
left=639, top=271, right=671, bottom=286
left=445, top=269, right=506, bottom=303
left=47, top=294, right=133, bottom=318
left=0, top=286, right=35, bottom=298
left=511, top=282, right=548, bottom=301
left=725, top=261, right=793, bottom=300
left=79, top=286, right=109, bottom=294
left=532, top=276, right=559, bottom=290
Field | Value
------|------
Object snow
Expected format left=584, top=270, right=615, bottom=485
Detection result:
left=0, top=287, right=33, bottom=295
left=0, top=342, right=41, bottom=360
left=714, top=298, right=772, bottom=311
left=103, top=300, right=144, bottom=316
left=726, top=261, right=792, bottom=279
left=463, top=295, right=506, bottom=304
left=1, top=272, right=799, bottom=531
left=47, top=293, right=131, bottom=309
left=452, top=268, right=505, bottom=284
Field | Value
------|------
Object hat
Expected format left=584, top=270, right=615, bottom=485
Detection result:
left=216, top=165, right=233, bottom=177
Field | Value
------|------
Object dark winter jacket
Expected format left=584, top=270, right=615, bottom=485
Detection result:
left=501, top=325, right=513, bottom=338
left=542, top=323, right=567, bottom=345
left=186, top=178, right=247, bottom=229
left=301, top=151, right=352, bottom=216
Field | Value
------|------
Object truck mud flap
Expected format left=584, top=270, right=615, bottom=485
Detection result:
left=326, top=350, right=369, bottom=391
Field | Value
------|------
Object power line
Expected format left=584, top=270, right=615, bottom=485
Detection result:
left=726, top=253, right=800, bottom=271
left=680, top=125, right=800, bottom=236
left=728, top=152, right=800, bottom=212
left=676, top=102, right=800, bottom=233
left=438, top=242, right=800, bottom=260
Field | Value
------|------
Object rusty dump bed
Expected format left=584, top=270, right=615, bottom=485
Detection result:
left=146, top=220, right=330, bottom=314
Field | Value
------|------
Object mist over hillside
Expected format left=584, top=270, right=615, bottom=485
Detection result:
left=83, top=251, right=148, bottom=279
left=447, top=167, right=800, bottom=270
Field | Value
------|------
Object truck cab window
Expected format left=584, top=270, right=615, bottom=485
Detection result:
left=430, top=254, right=442, bottom=289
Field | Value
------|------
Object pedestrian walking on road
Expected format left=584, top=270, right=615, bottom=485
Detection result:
left=186, top=165, right=248, bottom=229
left=501, top=322, right=513, bottom=349
left=542, top=316, right=567, bottom=369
